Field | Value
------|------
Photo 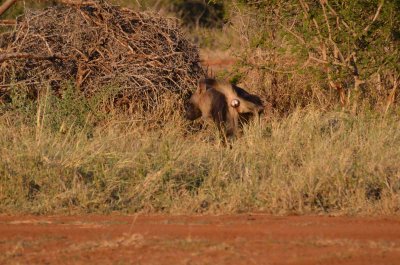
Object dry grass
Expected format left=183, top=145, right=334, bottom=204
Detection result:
left=1, top=88, right=399, bottom=215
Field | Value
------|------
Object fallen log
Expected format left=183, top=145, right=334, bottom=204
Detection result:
left=0, top=0, right=18, bottom=17
left=0, top=19, right=16, bottom=25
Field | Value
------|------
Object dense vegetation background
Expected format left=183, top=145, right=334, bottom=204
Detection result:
left=2, top=1, right=399, bottom=113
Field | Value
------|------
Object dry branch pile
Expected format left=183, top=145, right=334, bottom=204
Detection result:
left=0, top=0, right=204, bottom=111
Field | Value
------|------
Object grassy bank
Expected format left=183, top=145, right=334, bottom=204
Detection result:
left=1, top=91, right=399, bottom=215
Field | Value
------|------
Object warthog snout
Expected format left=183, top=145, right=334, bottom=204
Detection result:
left=184, top=91, right=203, bottom=121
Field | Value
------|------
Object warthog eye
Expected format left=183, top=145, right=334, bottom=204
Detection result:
left=231, top=99, right=240, bottom=108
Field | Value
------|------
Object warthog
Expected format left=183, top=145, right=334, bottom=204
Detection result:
left=185, top=78, right=264, bottom=138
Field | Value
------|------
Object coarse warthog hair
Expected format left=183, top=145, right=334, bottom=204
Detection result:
left=185, top=78, right=264, bottom=138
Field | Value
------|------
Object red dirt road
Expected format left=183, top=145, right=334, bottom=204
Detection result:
left=1, top=214, right=400, bottom=265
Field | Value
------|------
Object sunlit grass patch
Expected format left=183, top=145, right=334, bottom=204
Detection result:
left=1, top=90, right=399, bottom=215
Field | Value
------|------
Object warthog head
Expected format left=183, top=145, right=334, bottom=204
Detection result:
left=185, top=78, right=264, bottom=138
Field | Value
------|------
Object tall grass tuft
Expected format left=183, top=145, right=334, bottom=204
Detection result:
left=1, top=88, right=399, bottom=215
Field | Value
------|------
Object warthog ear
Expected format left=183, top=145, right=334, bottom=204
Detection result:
left=197, top=79, right=207, bottom=94
left=231, top=99, right=240, bottom=108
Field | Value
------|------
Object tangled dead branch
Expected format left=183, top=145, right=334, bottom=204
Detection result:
left=0, top=0, right=204, bottom=112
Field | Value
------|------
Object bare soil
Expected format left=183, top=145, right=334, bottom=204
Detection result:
left=1, top=214, right=400, bottom=265
left=200, top=49, right=236, bottom=73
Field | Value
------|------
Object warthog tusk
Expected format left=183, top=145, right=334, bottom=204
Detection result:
left=231, top=99, right=240, bottom=108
